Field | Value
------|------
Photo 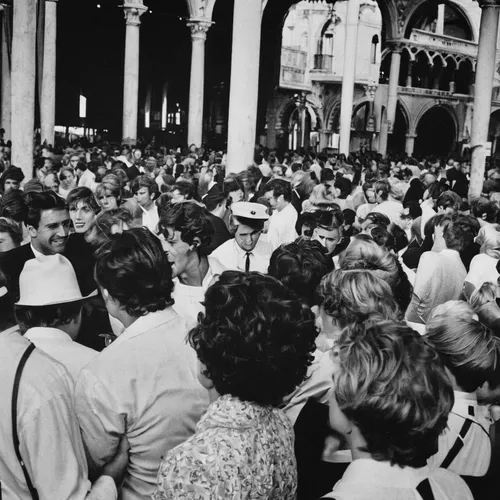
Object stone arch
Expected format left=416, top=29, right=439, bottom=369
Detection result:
left=413, top=101, right=459, bottom=140
left=402, top=0, right=477, bottom=42
left=414, top=48, right=434, bottom=66
left=325, top=98, right=342, bottom=133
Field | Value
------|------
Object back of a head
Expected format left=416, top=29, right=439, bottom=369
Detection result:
left=426, top=300, right=498, bottom=392
left=95, top=227, right=173, bottom=317
left=0, top=189, right=28, bottom=224
left=436, top=190, right=462, bottom=213
left=340, top=237, right=413, bottom=313
left=334, top=320, right=453, bottom=467
left=441, top=215, right=476, bottom=252
left=317, top=269, right=400, bottom=326
left=188, top=271, right=317, bottom=406
left=268, top=239, right=334, bottom=307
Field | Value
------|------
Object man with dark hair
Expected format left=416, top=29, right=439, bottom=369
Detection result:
left=75, top=161, right=96, bottom=189
left=159, top=202, right=225, bottom=325
left=264, top=179, right=298, bottom=250
left=312, top=210, right=345, bottom=265
left=170, top=179, right=195, bottom=204
left=0, top=191, right=71, bottom=299
left=0, top=165, right=25, bottom=193
left=203, top=189, right=231, bottom=254
left=212, top=201, right=272, bottom=273
left=76, top=228, right=208, bottom=500
left=131, top=175, right=159, bottom=234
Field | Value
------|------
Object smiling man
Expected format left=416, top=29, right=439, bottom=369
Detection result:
left=0, top=191, right=73, bottom=304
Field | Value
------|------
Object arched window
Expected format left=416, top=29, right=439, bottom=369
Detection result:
left=371, top=35, right=379, bottom=64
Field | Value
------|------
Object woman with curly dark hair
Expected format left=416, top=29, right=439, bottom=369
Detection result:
left=76, top=228, right=208, bottom=500
left=153, top=271, right=317, bottom=499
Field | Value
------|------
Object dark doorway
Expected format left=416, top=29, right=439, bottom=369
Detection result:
left=415, top=106, right=456, bottom=157
left=388, top=104, right=407, bottom=154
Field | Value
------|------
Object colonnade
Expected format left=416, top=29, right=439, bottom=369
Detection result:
left=1, top=0, right=500, bottom=183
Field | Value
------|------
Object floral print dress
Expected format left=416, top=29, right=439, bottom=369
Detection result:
left=153, top=394, right=297, bottom=499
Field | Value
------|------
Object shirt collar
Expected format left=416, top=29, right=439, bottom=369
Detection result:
left=342, top=459, right=431, bottom=486
left=30, top=244, right=44, bottom=259
left=25, top=326, right=72, bottom=343
left=111, top=308, right=179, bottom=348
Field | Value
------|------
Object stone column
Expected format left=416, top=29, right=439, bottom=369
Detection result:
left=405, top=133, right=417, bottom=156
left=338, top=0, right=361, bottom=156
left=187, top=19, right=211, bottom=149
left=379, top=44, right=402, bottom=156
left=40, top=0, right=58, bottom=146
left=122, top=1, right=146, bottom=145
left=436, top=3, right=445, bottom=35
left=227, top=0, right=265, bottom=173
left=1, top=5, right=11, bottom=139
left=11, top=0, right=36, bottom=180
left=319, top=129, right=330, bottom=150
left=406, top=60, right=414, bottom=87
left=449, top=69, right=456, bottom=93
left=469, top=1, right=500, bottom=200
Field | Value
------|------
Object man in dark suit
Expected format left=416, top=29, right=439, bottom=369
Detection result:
left=0, top=191, right=72, bottom=300
left=0, top=191, right=108, bottom=350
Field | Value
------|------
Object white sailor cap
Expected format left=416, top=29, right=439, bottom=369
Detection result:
left=231, top=202, right=269, bottom=220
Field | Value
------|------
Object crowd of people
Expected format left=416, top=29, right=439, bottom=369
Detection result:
left=0, top=135, right=499, bottom=499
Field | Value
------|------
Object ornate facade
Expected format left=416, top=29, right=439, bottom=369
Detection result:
left=262, top=0, right=500, bottom=158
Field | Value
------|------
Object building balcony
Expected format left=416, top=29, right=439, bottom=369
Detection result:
left=408, top=29, right=477, bottom=60
left=313, top=54, right=333, bottom=72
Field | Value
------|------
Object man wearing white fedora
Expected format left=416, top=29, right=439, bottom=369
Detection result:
left=14, top=254, right=98, bottom=382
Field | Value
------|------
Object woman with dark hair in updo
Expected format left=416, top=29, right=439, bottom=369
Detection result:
left=153, top=271, right=317, bottom=499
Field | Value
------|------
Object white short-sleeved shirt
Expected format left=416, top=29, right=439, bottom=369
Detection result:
left=428, top=391, right=492, bottom=477
left=322, top=458, right=473, bottom=500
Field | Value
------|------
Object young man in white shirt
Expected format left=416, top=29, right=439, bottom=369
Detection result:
left=131, top=175, right=160, bottom=235
left=15, top=254, right=98, bottom=382
left=263, top=179, right=298, bottom=251
left=211, top=201, right=272, bottom=273
left=76, top=228, right=208, bottom=500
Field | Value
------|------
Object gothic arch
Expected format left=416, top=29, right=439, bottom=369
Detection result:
left=413, top=101, right=459, bottom=140
left=325, top=98, right=342, bottom=132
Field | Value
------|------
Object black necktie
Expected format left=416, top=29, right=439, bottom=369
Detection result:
left=245, top=252, right=251, bottom=272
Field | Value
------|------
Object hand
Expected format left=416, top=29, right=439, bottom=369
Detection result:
left=102, top=434, right=130, bottom=488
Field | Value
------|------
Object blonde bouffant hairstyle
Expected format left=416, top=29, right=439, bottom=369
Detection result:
left=317, top=269, right=401, bottom=326
left=425, top=300, right=499, bottom=392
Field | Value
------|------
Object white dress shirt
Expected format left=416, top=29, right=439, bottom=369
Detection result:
left=211, top=237, right=273, bottom=274
left=75, top=308, right=209, bottom=500
left=322, top=458, right=473, bottom=500
left=0, top=327, right=117, bottom=500
left=267, top=203, right=298, bottom=251
left=140, top=204, right=160, bottom=235
left=24, top=326, right=98, bottom=383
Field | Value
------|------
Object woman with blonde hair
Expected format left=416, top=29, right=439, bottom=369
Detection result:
left=315, top=269, right=400, bottom=352
left=425, top=300, right=498, bottom=485
left=95, top=173, right=123, bottom=211
left=302, top=184, right=337, bottom=213
left=339, top=236, right=413, bottom=315
left=464, top=227, right=500, bottom=300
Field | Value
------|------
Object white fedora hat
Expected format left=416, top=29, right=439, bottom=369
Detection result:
left=16, top=254, right=97, bottom=307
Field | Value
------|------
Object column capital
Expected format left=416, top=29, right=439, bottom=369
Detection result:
left=187, top=18, right=212, bottom=40
left=364, top=83, right=378, bottom=99
left=386, top=40, right=405, bottom=53
left=123, top=2, right=147, bottom=26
